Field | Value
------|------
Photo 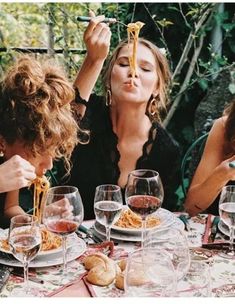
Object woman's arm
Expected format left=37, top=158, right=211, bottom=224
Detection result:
left=4, top=190, right=26, bottom=219
left=184, top=117, right=235, bottom=216
left=74, top=12, right=111, bottom=117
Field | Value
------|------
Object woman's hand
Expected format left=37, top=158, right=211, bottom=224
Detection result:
left=84, top=11, right=111, bottom=63
left=0, top=155, right=36, bottom=193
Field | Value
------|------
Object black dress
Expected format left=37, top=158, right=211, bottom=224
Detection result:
left=63, top=93, right=181, bottom=220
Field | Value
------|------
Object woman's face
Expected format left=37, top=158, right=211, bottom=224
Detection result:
left=110, top=42, right=158, bottom=105
left=3, top=141, right=53, bottom=177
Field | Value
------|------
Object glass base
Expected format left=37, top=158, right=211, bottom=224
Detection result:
left=10, top=282, right=42, bottom=297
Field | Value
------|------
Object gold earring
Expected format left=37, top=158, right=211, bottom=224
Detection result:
left=149, top=96, right=157, bottom=116
left=0, top=151, right=4, bottom=157
left=105, top=89, right=112, bottom=107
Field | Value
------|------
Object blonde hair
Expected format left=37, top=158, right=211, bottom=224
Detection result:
left=0, top=55, right=79, bottom=172
left=102, top=38, right=171, bottom=122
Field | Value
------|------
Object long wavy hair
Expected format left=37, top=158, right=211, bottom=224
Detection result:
left=102, top=38, right=171, bottom=122
left=0, top=55, right=79, bottom=172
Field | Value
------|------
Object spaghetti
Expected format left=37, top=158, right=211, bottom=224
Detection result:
left=127, top=21, right=145, bottom=81
left=31, top=175, right=50, bottom=223
left=0, top=228, right=62, bottom=252
left=114, top=209, right=161, bottom=229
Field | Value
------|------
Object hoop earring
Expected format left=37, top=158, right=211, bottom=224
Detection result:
left=148, top=96, right=157, bottom=116
left=106, top=89, right=112, bottom=107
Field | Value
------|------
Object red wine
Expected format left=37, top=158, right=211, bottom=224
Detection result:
left=127, top=195, right=161, bottom=217
left=47, top=220, right=78, bottom=236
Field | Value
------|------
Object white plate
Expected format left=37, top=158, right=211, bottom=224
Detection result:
left=0, top=229, right=72, bottom=257
left=111, top=208, right=175, bottom=235
left=0, top=234, right=86, bottom=268
left=218, top=220, right=235, bottom=239
left=94, top=216, right=184, bottom=242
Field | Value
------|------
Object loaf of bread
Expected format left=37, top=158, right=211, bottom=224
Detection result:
left=83, top=253, right=116, bottom=286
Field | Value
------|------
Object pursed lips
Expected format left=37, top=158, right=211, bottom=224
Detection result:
left=123, top=80, right=138, bottom=87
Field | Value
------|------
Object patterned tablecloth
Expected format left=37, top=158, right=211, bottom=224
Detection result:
left=0, top=213, right=235, bottom=297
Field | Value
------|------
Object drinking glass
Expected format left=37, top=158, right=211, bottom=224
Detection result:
left=94, top=184, right=123, bottom=241
left=144, top=227, right=190, bottom=280
left=9, top=214, right=41, bottom=295
left=218, top=185, right=235, bottom=258
left=177, top=260, right=211, bottom=297
left=125, top=169, right=164, bottom=247
left=124, top=248, right=176, bottom=297
left=43, top=186, right=84, bottom=274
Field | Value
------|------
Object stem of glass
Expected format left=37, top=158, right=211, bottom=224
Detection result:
left=228, top=226, right=235, bottom=255
left=106, top=225, right=111, bottom=242
left=62, top=235, right=68, bottom=274
left=141, top=218, right=147, bottom=248
left=23, top=261, right=29, bottom=293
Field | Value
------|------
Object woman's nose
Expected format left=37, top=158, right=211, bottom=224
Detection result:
left=127, top=66, right=139, bottom=78
left=40, top=156, right=53, bottom=175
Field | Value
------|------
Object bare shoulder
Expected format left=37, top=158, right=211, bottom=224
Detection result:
left=208, top=117, right=226, bottom=140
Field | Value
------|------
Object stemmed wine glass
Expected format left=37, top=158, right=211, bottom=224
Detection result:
left=43, top=186, right=84, bottom=274
left=125, top=169, right=164, bottom=247
left=94, top=184, right=123, bottom=241
left=9, top=214, right=41, bottom=296
left=144, top=227, right=190, bottom=280
left=124, top=248, right=176, bottom=297
left=218, top=185, right=235, bottom=258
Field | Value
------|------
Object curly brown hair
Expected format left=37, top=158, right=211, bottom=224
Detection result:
left=0, top=55, right=79, bottom=172
left=223, top=98, right=235, bottom=157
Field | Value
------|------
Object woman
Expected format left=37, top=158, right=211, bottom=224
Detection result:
left=66, top=15, right=181, bottom=219
left=0, top=55, right=79, bottom=227
left=185, top=99, right=235, bottom=216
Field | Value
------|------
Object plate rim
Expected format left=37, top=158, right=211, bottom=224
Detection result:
left=0, top=234, right=86, bottom=268
left=111, top=207, right=175, bottom=234
left=0, top=230, right=74, bottom=257
left=94, top=216, right=184, bottom=242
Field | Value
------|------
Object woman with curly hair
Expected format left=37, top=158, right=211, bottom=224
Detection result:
left=0, top=55, right=79, bottom=227
left=185, top=98, right=235, bottom=216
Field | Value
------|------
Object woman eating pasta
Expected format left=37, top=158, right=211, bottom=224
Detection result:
left=64, top=12, right=181, bottom=220
left=0, top=55, right=80, bottom=227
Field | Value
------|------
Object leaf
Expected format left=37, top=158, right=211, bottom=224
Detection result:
left=228, top=83, right=235, bottom=95
left=199, top=78, right=208, bottom=91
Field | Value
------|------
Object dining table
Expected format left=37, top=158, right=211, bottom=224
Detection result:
left=0, top=212, right=234, bottom=298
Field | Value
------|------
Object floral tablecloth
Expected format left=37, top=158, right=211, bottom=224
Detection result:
left=0, top=214, right=235, bottom=297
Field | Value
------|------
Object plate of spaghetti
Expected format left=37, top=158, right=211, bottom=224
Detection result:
left=0, top=227, right=71, bottom=256
left=112, top=207, right=175, bottom=235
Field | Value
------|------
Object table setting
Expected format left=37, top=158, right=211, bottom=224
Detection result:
left=0, top=170, right=235, bottom=297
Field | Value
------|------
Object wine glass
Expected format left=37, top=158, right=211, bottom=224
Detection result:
left=124, top=248, right=176, bottom=297
left=9, top=214, right=41, bottom=295
left=144, top=227, right=190, bottom=280
left=125, top=169, right=164, bottom=247
left=43, top=186, right=84, bottom=275
left=218, top=185, right=235, bottom=258
left=177, top=260, right=211, bottom=297
left=94, top=184, right=123, bottom=241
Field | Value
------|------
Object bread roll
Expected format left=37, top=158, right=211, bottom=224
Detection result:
left=83, top=253, right=116, bottom=286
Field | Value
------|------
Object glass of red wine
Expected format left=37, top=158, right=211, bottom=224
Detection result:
left=94, top=184, right=123, bottom=241
left=43, top=186, right=84, bottom=275
left=125, top=169, right=164, bottom=248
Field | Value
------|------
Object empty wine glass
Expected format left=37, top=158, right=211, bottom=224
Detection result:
left=94, top=184, right=123, bottom=241
left=177, top=260, right=211, bottom=297
left=125, top=169, right=164, bottom=247
left=9, top=214, right=41, bottom=296
left=124, top=248, right=176, bottom=297
left=144, top=227, right=190, bottom=280
left=43, top=186, right=84, bottom=275
left=218, top=185, right=235, bottom=258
